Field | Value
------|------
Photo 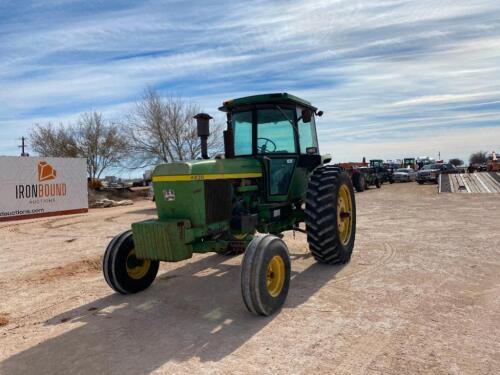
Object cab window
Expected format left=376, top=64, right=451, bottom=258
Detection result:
left=256, top=109, right=296, bottom=154
left=232, top=111, right=253, bottom=156
left=297, top=108, right=318, bottom=153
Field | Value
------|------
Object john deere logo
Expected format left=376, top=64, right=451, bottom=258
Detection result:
left=38, top=161, right=57, bottom=182
left=163, top=189, right=175, bottom=201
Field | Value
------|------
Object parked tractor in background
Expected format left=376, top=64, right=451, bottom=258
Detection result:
left=403, top=158, right=417, bottom=170
left=416, top=156, right=435, bottom=170
left=358, top=166, right=381, bottom=189
left=370, top=159, right=394, bottom=184
left=335, top=162, right=368, bottom=192
left=102, top=93, right=357, bottom=316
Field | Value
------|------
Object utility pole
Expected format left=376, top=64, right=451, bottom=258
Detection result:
left=438, top=151, right=441, bottom=161
left=19, top=137, right=29, bottom=157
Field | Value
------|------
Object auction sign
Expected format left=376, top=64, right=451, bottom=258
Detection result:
left=0, top=156, right=88, bottom=221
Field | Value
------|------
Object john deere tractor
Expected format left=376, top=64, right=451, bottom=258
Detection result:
left=103, top=93, right=356, bottom=316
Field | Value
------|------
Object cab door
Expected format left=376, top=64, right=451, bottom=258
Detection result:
left=255, top=107, right=298, bottom=202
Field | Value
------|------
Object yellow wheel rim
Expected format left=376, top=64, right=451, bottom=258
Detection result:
left=337, top=184, right=353, bottom=246
left=126, top=249, right=151, bottom=280
left=266, top=255, right=285, bottom=297
left=232, top=233, right=248, bottom=240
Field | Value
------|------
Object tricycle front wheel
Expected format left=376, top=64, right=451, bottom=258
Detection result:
left=241, top=235, right=291, bottom=316
left=103, top=230, right=159, bottom=294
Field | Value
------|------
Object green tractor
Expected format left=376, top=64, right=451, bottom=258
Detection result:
left=103, top=93, right=356, bottom=316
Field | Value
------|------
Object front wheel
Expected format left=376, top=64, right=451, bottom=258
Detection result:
left=103, top=230, right=159, bottom=294
left=241, top=235, right=291, bottom=316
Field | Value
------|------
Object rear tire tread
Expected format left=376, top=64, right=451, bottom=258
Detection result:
left=305, top=167, right=356, bottom=265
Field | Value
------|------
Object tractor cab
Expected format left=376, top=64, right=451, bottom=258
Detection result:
left=218, top=93, right=326, bottom=201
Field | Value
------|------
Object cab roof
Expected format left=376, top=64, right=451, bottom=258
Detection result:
left=219, top=93, right=317, bottom=112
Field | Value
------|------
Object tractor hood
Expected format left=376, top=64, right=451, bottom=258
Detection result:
left=153, top=157, right=262, bottom=180
left=151, top=157, right=263, bottom=227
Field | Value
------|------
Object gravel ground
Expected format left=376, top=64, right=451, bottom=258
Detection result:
left=0, top=183, right=499, bottom=374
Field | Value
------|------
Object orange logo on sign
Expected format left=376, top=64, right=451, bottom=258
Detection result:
left=38, top=161, right=57, bottom=182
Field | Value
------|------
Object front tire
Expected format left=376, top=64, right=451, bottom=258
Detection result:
left=103, top=230, right=159, bottom=294
left=305, top=167, right=356, bottom=264
left=241, top=235, right=291, bottom=316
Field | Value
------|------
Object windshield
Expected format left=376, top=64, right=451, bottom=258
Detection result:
left=422, top=164, right=440, bottom=170
left=232, top=108, right=298, bottom=155
left=257, top=108, right=296, bottom=153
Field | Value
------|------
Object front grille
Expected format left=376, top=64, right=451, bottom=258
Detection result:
left=204, top=180, right=232, bottom=224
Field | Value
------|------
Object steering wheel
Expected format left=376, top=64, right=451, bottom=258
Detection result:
left=257, top=137, right=277, bottom=153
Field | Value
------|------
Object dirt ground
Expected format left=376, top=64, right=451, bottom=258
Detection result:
left=1, top=183, right=499, bottom=374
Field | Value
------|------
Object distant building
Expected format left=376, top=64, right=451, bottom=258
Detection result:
left=104, top=176, right=118, bottom=183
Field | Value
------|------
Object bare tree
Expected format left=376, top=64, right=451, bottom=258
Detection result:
left=30, top=123, right=79, bottom=158
left=469, top=151, right=487, bottom=165
left=126, top=87, right=222, bottom=167
left=75, top=112, right=128, bottom=179
left=30, top=111, right=128, bottom=179
left=448, top=158, right=463, bottom=167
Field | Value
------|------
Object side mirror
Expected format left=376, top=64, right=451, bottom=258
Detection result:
left=317, top=110, right=324, bottom=117
left=302, top=109, right=312, bottom=123
left=306, top=146, right=318, bottom=155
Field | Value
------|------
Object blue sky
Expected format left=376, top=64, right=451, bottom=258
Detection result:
left=1, top=0, right=500, bottom=171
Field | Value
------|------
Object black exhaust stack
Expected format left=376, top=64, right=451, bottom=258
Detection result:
left=194, top=113, right=212, bottom=159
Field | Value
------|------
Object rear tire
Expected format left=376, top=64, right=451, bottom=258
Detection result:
left=375, top=179, right=381, bottom=188
left=103, top=230, right=159, bottom=294
left=241, top=235, right=291, bottom=316
left=305, top=167, right=356, bottom=264
left=353, top=173, right=365, bottom=192
left=417, top=180, right=424, bottom=185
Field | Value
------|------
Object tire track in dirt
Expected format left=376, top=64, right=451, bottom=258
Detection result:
left=0, top=256, right=103, bottom=329
left=42, top=218, right=86, bottom=229
left=332, top=276, right=453, bottom=375
left=103, top=215, right=122, bottom=223
left=21, top=256, right=102, bottom=284
left=2, top=297, right=81, bottom=332
left=0, top=313, right=9, bottom=327
left=0, top=255, right=103, bottom=288
left=328, top=242, right=397, bottom=285
left=0, top=216, right=86, bottom=238
left=0, top=215, right=114, bottom=239
left=0, top=214, right=86, bottom=230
